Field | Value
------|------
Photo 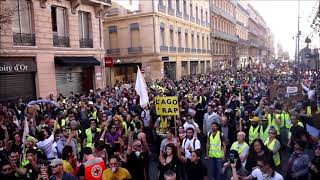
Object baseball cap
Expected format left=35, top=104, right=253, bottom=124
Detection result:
left=49, top=159, right=63, bottom=167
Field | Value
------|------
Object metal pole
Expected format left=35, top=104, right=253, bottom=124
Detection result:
left=297, top=0, right=301, bottom=63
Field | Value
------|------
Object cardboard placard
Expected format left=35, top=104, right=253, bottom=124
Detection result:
left=155, top=96, right=180, bottom=116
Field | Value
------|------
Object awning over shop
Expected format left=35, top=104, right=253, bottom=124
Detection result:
left=54, top=57, right=100, bottom=66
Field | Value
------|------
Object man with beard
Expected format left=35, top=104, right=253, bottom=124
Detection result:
left=0, top=160, right=18, bottom=179
left=248, top=117, right=260, bottom=145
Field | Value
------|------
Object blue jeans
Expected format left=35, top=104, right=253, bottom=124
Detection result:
left=209, top=157, right=223, bottom=180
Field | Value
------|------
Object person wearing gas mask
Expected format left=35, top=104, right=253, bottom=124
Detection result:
left=102, top=156, right=131, bottom=180
left=127, top=130, right=148, bottom=180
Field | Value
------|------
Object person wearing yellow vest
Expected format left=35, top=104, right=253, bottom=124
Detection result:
left=248, top=117, right=260, bottom=145
left=287, top=113, right=306, bottom=149
left=264, top=127, right=281, bottom=168
left=259, top=116, right=270, bottom=142
left=77, top=147, right=105, bottom=180
left=230, top=131, right=250, bottom=167
left=278, top=105, right=291, bottom=146
left=155, top=116, right=170, bottom=136
left=206, top=122, right=226, bottom=180
left=267, top=106, right=281, bottom=135
left=84, top=119, right=101, bottom=148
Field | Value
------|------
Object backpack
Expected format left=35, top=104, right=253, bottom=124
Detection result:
left=182, top=137, right=197, bottom=150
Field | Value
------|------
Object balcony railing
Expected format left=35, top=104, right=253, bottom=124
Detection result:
left=168, top=7, right=175, bottom=15
left=202, top=49, right=207, bottom=53
left=197, top=49, right=202, bottom=53
left=53, top=35, right=69, bottom=47
left=176, top=11, right=182, bottom=18
left=158, top=3, right=166, bottom=12
left=160, top=46, right=168, bottom=52
left=192, top=48, right=197, bottom=52
left=184, top=14, right=189, bottom=20
left=207, top=50, right=211, bottom=54
left=169, top=46, right=176, bottom=52
left=83, top=0, right=111, bottom=6
left=13, top=33, right=35, bottom=46
left=128, top=47, right=143, bottom=53
left=178, top=47, right=184, bottom=52
left=238, top=38, right=249, bottom=45
left=185, top=48, right=191, bottom=52
left=211, top=5, right=236, bottom=23
left=213, top=30, right=238, bottom=42
left=106, top=48, right=120, bottom=54
left=79, top=38, right=93, bottom=48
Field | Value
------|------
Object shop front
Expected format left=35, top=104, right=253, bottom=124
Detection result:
left=112, top=63, right=141, bottom=84
left=0, top=57, right=37, bottom=102
left=54, top=57, right=100, bottom=96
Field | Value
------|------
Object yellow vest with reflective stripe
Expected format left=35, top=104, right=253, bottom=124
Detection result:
left=259, top=125, right=270, bottom=142
left=85, top=128, right=101, bottom=148
left=264, top=138, right=280, bottom=166
left=230, top=141, right=249, bottom=155
left=267, top=114, right=279, bottom=134
left=157, top=118, right=168, bottom=134
left=249, top=125, right=260, bottom=144
left=307, top=106, right=320, bottom=117
left=208, top=131, right=224, bottom=158
left=277, top=112, right=290, bottom=128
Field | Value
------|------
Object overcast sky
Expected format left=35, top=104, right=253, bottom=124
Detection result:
left=248, top=0, right=318, bottom=59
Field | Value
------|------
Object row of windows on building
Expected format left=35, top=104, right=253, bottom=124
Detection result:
left=212, top=0, right=236, bottom=16
left=159, top=0, right=209, bottom=27
left=159, top=23, right=210, bottom=52
left=12, top=0, right=93, bottom=48
left=212, top=41, right=235, bottom=55
left=212, top=16, right=236, bottom=36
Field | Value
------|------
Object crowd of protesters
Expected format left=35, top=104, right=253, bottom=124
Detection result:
left=0, top=63, right=319, bottom=180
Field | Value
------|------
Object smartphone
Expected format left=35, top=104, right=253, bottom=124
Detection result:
left=229, top=153, right=235, bottom=163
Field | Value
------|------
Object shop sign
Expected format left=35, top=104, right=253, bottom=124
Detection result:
left=105, top=57, right=113, bottom=68
left=0, top=60, right=36, bottom=73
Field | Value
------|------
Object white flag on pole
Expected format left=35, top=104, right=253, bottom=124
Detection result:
left=135, top=66, right=149, bottom=107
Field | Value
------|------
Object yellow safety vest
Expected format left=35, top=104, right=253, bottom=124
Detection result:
left=156, top=118, right=168, bottom=135
left=307, top=106, right=320, bottom=117
left=264, top=138, right=280, bottom=166
left=259, top=125, right=270, bottom=142
left=277, top=112, right=290, bottom=129
left=208, top=131, right=224, bottom=158
left=230, top=141, right=249, bottom=155
left=90, top=111, right=97, bottom=119
left=267, top=113, right=280, bottom=134
left=249, top=125, right=260, bottom=144
left=85, top=128, right=101, bottom=148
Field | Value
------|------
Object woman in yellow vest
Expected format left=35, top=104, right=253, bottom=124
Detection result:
left=248, top=117, right=260, bottom=145
left=264, top=127, right=281, bottom=168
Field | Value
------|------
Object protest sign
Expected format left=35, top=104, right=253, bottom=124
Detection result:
left=155, top=96, right=179, bottom=116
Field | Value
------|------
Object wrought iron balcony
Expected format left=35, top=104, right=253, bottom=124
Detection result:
left=13, top=33, right=35, bottom=46
left=192, top=48, right=197, bottom=52
left=79, top=38, right=93, bottom=48
left=202, top=49, right=207, bottom=53
left=213, top=30, right=238, bottom=42
left=207, top=50, right=211, bottom=54
left=238, top=38, right=249, bottom=45
left=184, top=14, right=189, bottom=20
left=83, top=0, right=111, bottom=6
left=128, top=47, right=143, bottom=53
left=106, top=48, right=120, bottom=54
left=169, top=46, right=176, bottom=52
left=178, top=47, right=184, bottom=52
left=158, top=3, right=166, bottom=12
left=197, top=49, right=202, bottom=53
left=176, top=11, right=182, bottom=18
left=160, top=46, right=168, bottom=52
left=211, top=5, right=236, bottom=24
left=168, top=7, right=175, bottom=15
left=185, top=48, right=191, bottom=52
left=53, top=35, right=69, bottom=47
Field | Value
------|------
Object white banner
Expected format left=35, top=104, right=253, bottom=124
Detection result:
left=286, top=86, right=298, bottom=94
